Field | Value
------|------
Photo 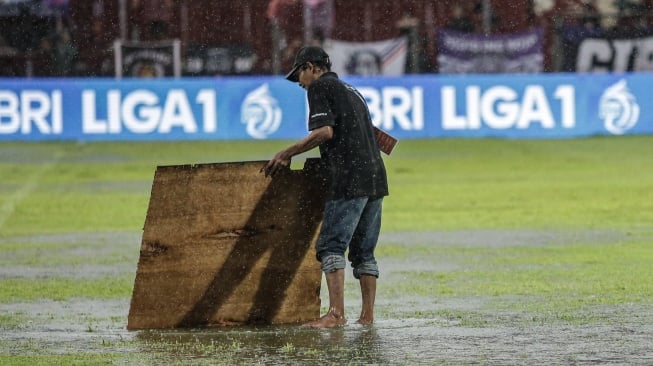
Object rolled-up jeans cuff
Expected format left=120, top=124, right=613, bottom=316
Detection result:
left=320, top=254, right=347, bottom=273
left=353, top=262, right=379, bottom=279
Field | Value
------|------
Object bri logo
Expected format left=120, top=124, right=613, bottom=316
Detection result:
left=599, top=79, right=639, bottom=135
left=241, top=84, right=282, bottom=139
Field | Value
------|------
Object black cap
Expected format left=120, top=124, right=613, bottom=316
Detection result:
left=285, top=46, right=331, bottom=82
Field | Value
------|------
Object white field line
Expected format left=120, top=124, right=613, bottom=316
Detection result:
left=0, top=150, right=65, bottom=231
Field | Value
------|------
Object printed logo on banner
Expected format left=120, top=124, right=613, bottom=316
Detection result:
left=241, top=84, right=282, bottom=139
left=346, top=50, right=382, bottom=76
left=599, top=79, right=640, bottom=135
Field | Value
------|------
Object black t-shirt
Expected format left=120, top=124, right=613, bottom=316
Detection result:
left=307, top=72, right=389, bottom=200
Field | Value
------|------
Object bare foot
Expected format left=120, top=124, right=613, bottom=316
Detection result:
left=356, top=309, right=373, bottom=325
left=355, top=317, right=373, bottom=325
left=302, top=310, right=347, bottom=328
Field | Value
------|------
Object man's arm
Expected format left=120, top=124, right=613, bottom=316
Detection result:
left=261, top=125, right=333, bottom=177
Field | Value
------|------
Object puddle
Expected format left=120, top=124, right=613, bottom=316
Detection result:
left=0, top=231, right=141, bottom=245
left=1, top=230, right=652, bottom=364
left=2, top=301, right=651, bottom=364
left=0, top=264, right=135, bottom=279
left=379, top=229, right=628, bottom=247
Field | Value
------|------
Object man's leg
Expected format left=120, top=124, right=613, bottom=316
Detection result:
left=349, top=197, right=383, bottom=325
left=303, top=269, right=347, bottom=328
left=357, top=274, right=376, bottom=324
left=305, top=198, right=368, bottom=328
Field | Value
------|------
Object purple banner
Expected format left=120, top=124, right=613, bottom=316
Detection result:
left=437, top=28, right=544, bottom=74
left=0, top=0, right=69, bottom=17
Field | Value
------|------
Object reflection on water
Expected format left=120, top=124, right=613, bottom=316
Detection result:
left=2, top=314, right=651, bottom=364
left=135, top=324, right=388, bottom=364
left=127, top=317, right=653, bottom=365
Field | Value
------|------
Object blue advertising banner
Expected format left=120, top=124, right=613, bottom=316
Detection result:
left=1, top=73, right=651, bottom=141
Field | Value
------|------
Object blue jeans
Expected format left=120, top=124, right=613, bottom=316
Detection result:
left=316, top=196, right=383, bottom=279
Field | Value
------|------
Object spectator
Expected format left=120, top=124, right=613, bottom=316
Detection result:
left=303, top=0, right=334, bottom=45
left=396, top=11, right=421, bottom=73
left=446, top=4, right=474, bottom=33
left=267, top=0, right=301, bottom=72
left=51, top=28, right=77, bottom=76
left=132, top=0, right=175, bottom=41
left=581, top=0, right=601, bottom=30
left=0, top=34, right=18, bottom=56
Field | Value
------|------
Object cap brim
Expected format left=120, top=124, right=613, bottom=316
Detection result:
left=285, top=64, right=301, bottom=82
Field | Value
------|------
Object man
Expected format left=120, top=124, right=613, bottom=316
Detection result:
left=262, top=46, right=388, bottom=328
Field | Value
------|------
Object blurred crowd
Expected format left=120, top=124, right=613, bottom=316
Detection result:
left=0, top=0, right=652, bottom=77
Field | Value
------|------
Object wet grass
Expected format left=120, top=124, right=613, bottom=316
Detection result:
left=1, top=136, right=653, bottom=236
left=0, top=275, right=134, bottom=302
left=384, top=136, right=653, bottom=231
left=1, top=137, right=653, bottom=364
left=463, top=242, right=651, bottom=300
left=0, top=354, right=129, bottom=366
left=377, top=234, right=653, bottom=326
left=0, top=313, right=27, bottom=331
left=0, top=238, right=138, bottom=266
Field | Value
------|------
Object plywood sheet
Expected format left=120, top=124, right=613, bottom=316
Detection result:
left=127, top=159, right=327, bottom=329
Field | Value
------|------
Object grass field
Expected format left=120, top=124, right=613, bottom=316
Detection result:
left=1, top=136, right=652, bottom=365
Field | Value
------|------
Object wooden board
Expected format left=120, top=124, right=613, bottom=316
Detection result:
left=127, top=159, right=327, bottom=329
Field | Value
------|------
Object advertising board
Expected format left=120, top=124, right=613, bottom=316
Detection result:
left=1, top=73, right=651, bottom=141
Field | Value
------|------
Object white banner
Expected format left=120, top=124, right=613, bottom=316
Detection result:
left=114, top=39, right=181, bottom=78
left=323, top=37, right=407, bottom=76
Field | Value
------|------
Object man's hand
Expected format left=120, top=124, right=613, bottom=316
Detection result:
left=260, top=126, right=332, bottom=178
left=261, top=150, right=291, bottom=177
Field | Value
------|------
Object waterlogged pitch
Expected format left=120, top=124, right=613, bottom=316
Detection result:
left=0, top=137, right=652, bottom=365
